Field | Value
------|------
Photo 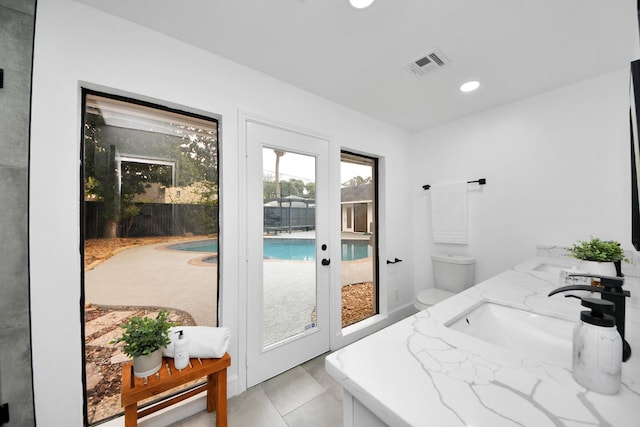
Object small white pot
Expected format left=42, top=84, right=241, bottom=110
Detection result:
left=133, top=348, right=164, bottom=378
left=578, top=260, right=617, bottom=277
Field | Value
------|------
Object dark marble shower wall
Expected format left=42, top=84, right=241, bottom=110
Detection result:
left=0, top=0, right=36, bottom=425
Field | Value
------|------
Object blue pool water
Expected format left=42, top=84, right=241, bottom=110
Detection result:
left=168, top=239, right=371, bottom=261
left=170, top=240, right=219, bottom=253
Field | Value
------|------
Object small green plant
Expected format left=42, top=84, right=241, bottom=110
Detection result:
left=567, top=237, right=626, bottom=262
left=110, top=310, right=175, bottom=358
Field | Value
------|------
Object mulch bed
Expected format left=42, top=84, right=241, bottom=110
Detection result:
left=342, top=282, right=375, bottom=327
left=84, top=235, right=212, bottom=270
left=84, top=305, right=196, bottom=424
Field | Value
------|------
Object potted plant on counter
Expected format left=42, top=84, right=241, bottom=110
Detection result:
left=567, top=237, right=626, bottom=277
left=111, top=310, right=175, bottom=378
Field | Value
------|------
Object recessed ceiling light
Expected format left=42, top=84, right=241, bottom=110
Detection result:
left=349, top=0, right=376, bottom=10
left=460, top=81, right=480, bottom=93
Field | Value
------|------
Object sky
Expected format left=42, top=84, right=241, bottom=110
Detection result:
left=262, top=148, right=371, bottom=185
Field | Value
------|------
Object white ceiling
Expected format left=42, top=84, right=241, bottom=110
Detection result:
left=74, top=0, right=639, bottom=132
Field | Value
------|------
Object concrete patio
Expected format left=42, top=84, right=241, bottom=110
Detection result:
left=84, top=231, right=373, bottom=342
left=85, top=243, right=218, bottom=326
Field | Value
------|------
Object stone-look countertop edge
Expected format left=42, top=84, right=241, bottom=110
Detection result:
left=326, top=256, right=640, bottom=427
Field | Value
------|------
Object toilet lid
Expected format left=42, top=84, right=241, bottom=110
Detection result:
left=417, top=288, right=455, bottom=306
left=431, top=254, right=475, bottom=264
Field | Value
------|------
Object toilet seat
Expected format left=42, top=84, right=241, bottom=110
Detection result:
left=415, top=288, right=455, bottom=310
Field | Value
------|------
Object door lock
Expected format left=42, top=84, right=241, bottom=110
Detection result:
left=321, top=258, right=331, bottom=266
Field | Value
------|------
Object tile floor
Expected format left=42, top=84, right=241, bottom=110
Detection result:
left=169, top=353, right=343, bottom=427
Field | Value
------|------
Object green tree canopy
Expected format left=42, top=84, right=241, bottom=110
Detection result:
left=263, top=176, right=315, bottom=201
left=83, top=108, right=219, bottom=237
left=342, top=176, right=372, bottom=188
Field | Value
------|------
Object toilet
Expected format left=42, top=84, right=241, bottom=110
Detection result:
left=414, top=254, right=476, bottom=311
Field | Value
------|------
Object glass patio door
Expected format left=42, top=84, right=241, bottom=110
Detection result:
left=246, top=120, right=330, bottom=386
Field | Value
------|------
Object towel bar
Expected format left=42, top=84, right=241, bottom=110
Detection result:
left=422, top=178, right=486, bottom=190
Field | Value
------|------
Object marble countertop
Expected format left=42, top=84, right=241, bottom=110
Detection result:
left=326, top=257, right=640, bottom=426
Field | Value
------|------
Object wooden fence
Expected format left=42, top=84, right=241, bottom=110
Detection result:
left=84, top=201, right=218, bottom=238
left=85, top=202, right=314, bottom=238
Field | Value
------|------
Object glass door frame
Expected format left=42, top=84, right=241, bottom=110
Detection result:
left=244, top=118, right=331, bottom=387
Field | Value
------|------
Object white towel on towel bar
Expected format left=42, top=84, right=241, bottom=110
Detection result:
left=163, top=326, right=230, bottom=359
left=431, top=181, right=468, bottom=244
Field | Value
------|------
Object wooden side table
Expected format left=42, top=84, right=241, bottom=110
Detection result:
left=121, top=353, right=231, bottom=427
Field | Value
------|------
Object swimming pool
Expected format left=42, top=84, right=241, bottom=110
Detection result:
left=168, top=238, right=371, bottom=261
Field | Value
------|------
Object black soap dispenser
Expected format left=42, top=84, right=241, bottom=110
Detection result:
left=572, top=298, right=622, bottom=395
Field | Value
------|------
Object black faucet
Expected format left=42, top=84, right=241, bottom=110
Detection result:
left=548, top=274, right=631, bottom=362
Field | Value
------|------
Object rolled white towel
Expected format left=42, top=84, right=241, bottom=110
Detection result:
left=163, top=326, right=230, bottom=359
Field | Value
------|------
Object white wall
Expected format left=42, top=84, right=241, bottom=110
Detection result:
left=29, top=0, right=412, bottom=424
left=412, top=68, right=634, bottom=289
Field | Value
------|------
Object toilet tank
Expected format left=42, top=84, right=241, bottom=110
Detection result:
left=431, top=254, right=476, bottom=293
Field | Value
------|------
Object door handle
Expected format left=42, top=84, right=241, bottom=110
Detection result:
left=321, top=258, right=331, bottom=266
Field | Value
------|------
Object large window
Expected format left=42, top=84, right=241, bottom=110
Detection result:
left=81, top=91, right=219, bottom=424
left=340, top=151, right=378, bottom=327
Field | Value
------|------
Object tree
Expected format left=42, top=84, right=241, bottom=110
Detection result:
left=84, top=116, right=120, bottom=238
left=84, top=111, right=219, bottom=238
left=173, top=126, right=219, bottom=235
left=262, top=177, right=314, bottom=201
left=274, top=150, right=285, bottom=199
left=118, top=161, right=173, bottom=236
left=341, top=176, right=372, bottom=188
left=304, top=182, right=316, bottom=200
left=282, top=179, right=306, bottom=198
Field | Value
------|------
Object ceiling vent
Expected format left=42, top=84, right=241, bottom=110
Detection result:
left=405, top=49, right=451, bottom=77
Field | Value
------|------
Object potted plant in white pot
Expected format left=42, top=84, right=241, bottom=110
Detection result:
left=567, top=237, right=626, bottom=277
left=111, top=310, right=175, bottom=378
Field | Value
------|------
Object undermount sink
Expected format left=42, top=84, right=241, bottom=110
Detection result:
left=446, top=302, right=575, bottom=366
left=531, top=262, right=575, bottom=275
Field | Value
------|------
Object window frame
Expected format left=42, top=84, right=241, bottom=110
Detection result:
left=79, top=88, right=221, bottom=425
left=340, top=150, right=380, bottom=326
